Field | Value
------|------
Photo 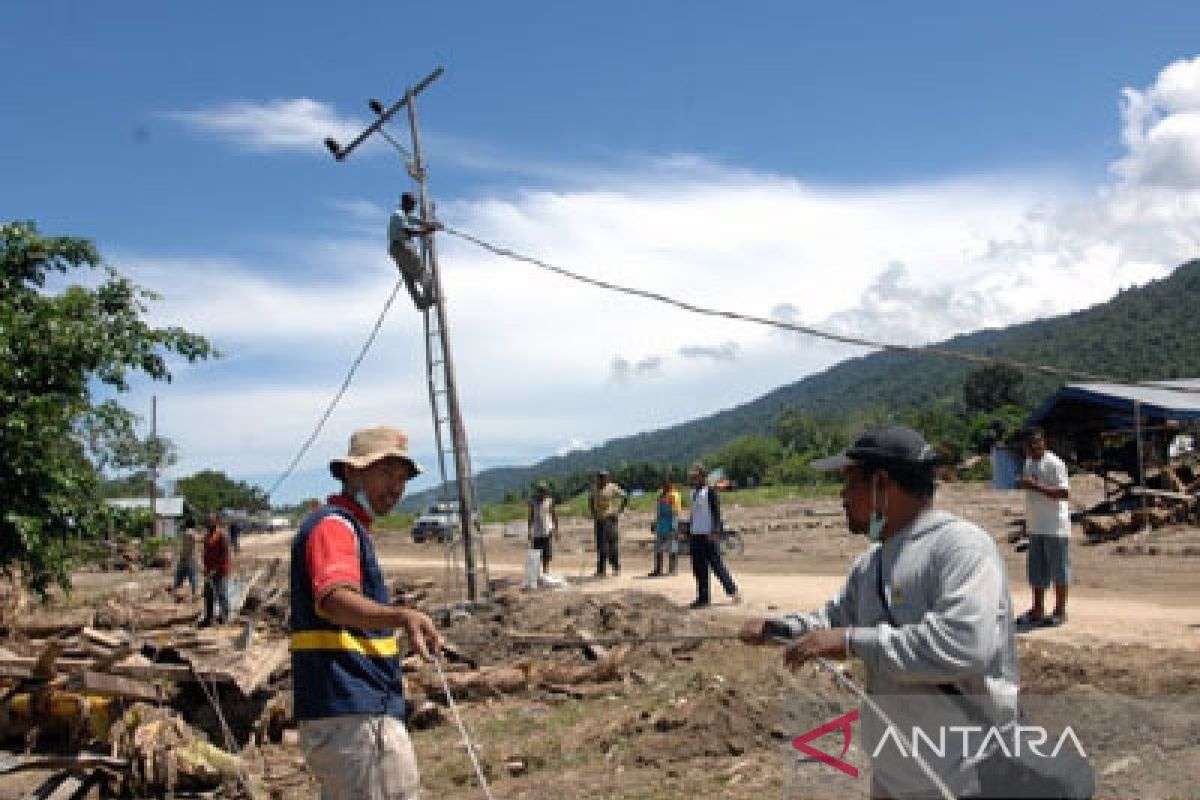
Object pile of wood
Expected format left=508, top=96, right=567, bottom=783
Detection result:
left=1082, top=507, right=1182, bottom=543
left=0, top=567, right=293, bottom=797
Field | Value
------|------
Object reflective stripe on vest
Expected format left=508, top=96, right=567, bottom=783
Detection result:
left=290, top=630, right=399, bottom=657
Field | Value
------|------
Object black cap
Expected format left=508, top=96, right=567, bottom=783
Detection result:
left=810, top=425, right=938, bottom=472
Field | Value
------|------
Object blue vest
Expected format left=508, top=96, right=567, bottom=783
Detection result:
left=290, top=504, right=406, bottom=721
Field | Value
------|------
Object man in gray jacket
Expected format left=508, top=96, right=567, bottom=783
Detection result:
left=741, top=425, right=1020, bottom=799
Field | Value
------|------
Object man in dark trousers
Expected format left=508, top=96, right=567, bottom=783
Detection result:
left=687, top=463, right=740, bottom=608
left=199, top=512, right=232, bottom=626
left=588, top=469, right=628, bottom=577
left=387, top=192, right=439, bottom=311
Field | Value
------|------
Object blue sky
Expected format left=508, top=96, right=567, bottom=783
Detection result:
left=6, top=2, right=1200, bottom=504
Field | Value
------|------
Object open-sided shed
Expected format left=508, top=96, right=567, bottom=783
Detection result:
left=1026, top=380, right=1200, bottom=514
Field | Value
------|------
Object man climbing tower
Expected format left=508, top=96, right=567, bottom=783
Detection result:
left=388, top=191, right=439, bottom=311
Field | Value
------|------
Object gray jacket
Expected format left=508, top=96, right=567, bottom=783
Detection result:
left=773, top=509, right=1019, bottom=798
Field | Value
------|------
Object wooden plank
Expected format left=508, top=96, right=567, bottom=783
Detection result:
left=81, top=627, right=126, bottom=650
left=569, top=627, right=609, bottom=661
left=67, top=671, right=166, bottom=703
left=0, top=656, right=202, bottom=682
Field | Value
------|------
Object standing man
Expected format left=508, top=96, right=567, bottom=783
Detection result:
left=172, top=525, right=202, bottom=599
left=588, top=470, right=628, bottom=577
left=687, top=464, right=739, bottom=608
left=228, top=515, right=244, bottom=554
left=527, top=482, right=559, bottom=574
left=199, top=513, right=232, bottom=627
left=740, top=426, right=1021, bottom=799
left=291, top=425, right=443, bottom=800
left=388, top=192, right=438, bottom=311
left=649, top=479, right=682, bottom=577
left=1016, top=426, right=1071, bottom=627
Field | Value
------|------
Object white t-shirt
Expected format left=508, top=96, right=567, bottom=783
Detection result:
left=690, top=487, right=715, bottom=534
left=529, top=497, right=554, bottom=538
left=1023, top=451, right=1070, bottom=537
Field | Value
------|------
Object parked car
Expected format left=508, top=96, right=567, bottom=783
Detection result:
left=412, top=500, right=478, bottom=543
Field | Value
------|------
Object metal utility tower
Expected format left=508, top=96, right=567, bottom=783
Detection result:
left=325, top=66, right=489, bottom=603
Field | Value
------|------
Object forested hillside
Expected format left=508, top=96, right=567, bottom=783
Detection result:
left=407, top=259, right=1200, bottom=507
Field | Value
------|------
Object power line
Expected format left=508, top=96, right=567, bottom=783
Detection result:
left=266, top=278, right=406, bottom=499
left=442, top=224, right=1200, bottom=393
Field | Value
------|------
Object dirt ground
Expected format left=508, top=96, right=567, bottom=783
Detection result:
left=4, top=478, right=1200, bottom=799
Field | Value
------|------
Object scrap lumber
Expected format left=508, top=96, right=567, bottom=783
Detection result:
left=94, top=599, right=197, bottom=630
left=0, top=753, right=127, bottom=775
left=66, top=671, right=167, bottom=704
left=23, top=769, right=106, bottom=800
left=81, top=627, right=126, bottom=650
left=0, top=655, right=198, bottom=682
left=569, top=627, right=609, bottom=661
left=179, top=637, right=290, bottom=695
left=108, top=703, right=256, bottom=797
left=411, top=648, right=628, bottom=700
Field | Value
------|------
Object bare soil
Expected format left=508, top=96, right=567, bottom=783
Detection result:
left=4, top=479, right=1200, bottom=799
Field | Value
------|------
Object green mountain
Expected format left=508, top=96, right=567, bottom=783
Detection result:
left=407, top=259, right=1200, bottom=508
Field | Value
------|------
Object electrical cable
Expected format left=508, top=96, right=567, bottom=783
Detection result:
left=266, top=278, right=406, bottom=499
left=441, top=224, right=1199, bottom=394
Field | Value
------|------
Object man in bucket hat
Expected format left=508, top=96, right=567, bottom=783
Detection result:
left=290, top=425, right=444, bottom=799
left=740, top=425, right=1026, bottom=799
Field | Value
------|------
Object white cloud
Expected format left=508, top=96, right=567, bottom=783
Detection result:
left=125, top=56, right=1200, bottom=503
left=169, top=99, right=363, bottom=153
left=1115, top=55, right=1200, bottom=189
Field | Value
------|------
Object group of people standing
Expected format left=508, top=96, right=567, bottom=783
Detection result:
left=283, top=421, right=1089, bottom=800
left=171, top=510, right=235, bottom=626
left=528, top=464, right=740, bottom=608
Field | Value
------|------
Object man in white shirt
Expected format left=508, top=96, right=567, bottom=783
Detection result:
left=1016, top=427, right=1071, bottom=627
left=687, top=463, right=739, bottom=609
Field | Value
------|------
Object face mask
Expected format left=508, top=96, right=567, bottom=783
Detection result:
left=868, top=478, right=886, bottom=543
left=353, top=489, right=377, bottom=520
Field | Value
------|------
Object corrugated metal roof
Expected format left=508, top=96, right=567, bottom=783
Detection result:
left=1029, top=379, right=1200, bottom=424
left=105, top=497, right=186, bottom=516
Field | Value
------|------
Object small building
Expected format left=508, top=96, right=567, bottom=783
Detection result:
left=104, top=497, right=186, bottom=537
left=1023, top=379, right=1200, bottom=510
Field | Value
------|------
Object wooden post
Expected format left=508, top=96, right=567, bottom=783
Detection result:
left=405, top=91, right=481, bottom=603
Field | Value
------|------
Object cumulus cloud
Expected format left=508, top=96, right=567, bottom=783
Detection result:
left=169, top=98, right=363, bottom=152
left=125, top=55, right=1200, bottom=502
left=1114, top=55, right=1200, bottom=189
left=610, top=355, right=664, bottom=382
left=678, top=341, right=741, bottom=361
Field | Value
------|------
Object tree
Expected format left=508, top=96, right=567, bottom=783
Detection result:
left=707, top=435, right=783, bottom=487
left=1, top=221, right=216, bottom=594
left=963, top=364, right=1026, bottom=415
left=773, top=409, right=849, bottom=457
left=175, top=470, right=269, bottom=516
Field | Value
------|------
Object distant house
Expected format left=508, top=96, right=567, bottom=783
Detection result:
left=1022, top=379, right=1200, bottom=505
left=104, top=496, right=186, bottom=537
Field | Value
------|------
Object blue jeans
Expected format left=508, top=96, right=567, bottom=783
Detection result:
left=173, top=560, right=197, bottom=595
left=202, top=574, right=230, bottom=623
left=690, top=534, right=737, bottom=603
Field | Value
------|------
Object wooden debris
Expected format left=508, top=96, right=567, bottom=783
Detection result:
left=66, top=671, right=167, bottom=704
left=412, top=648, right=628, bottom=700
left=108, top=702, right=251, bottom=796
left=569, top=627, right=609, bottom=661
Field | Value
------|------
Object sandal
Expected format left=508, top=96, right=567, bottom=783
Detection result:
left=1014, top=610, right=1045, bottom=627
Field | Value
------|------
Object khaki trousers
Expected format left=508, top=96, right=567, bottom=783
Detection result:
left=299, top=715, right=421, bottom=800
